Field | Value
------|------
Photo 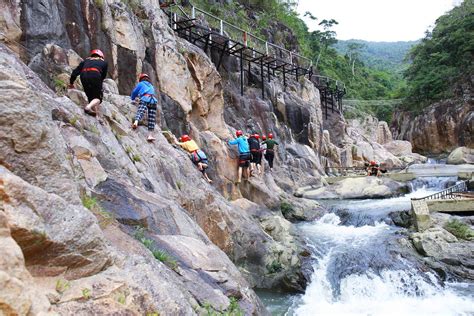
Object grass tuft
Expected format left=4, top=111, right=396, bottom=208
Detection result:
left=55, top=279, right=70, bottom=294
left=134, top=227, right=178, bottom=269
left=444, top=219, right=474, bottom=240
left=81, top=195, right=114, bottom=228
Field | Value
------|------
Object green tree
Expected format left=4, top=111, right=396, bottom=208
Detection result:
left=403, top=0, right=474, bottom=111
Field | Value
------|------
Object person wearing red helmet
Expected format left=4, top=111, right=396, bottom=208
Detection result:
left=176, top=134, right=212, bottom=183
left=261, top=132, right=279, bottom=171
left=366, top=160, right=381, bottom=176
left=228, top=130, right=251, bottom=183
left=130, top=73, right=159, bottom=142
left=248, top=133, right=262, bottom=176
left=69, top=49, right=108, bottom=117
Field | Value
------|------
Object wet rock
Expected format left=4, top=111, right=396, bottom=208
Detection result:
left=389, top=210, right=413, bottom=228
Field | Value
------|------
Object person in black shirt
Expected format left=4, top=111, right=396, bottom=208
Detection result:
left=69, top=49, right=108, bottom=117
left=248, top=133, right=262, bottom=176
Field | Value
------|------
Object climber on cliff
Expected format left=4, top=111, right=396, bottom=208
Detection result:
left=130, top=73, right=159, bottom=142
left=248, top=133, right=262, bottom=176
left=262, top=133, right=279, bottom=171
left=260, top=135, right=267, bottom=174
left=176, top=134, right=212, bottom=183
left=69, top=49, right=108, bottom=118
left=228, top=130, right=251, bottom=183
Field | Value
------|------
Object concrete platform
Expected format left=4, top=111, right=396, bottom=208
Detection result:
left=426, top=199, right=474, bottom=213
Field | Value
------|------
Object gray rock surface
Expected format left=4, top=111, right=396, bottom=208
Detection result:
left=447, top=146, right=474, bottom=165
left=301, top=176, right=408, bottom=199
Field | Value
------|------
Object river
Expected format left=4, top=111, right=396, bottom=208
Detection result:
left=257, top=177, right=474, bottom=316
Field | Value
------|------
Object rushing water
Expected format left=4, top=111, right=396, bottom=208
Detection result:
left=258, top=177, right=474, bottom=316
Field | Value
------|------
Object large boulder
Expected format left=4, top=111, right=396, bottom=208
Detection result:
left=409, top=225, right=474, bottom=280
left=0, top=166, right=112, bottom=279
left=447, top=146, right=474, bottom=165
left=300, top=176, right=408, bottom=199
left=384, top=140, right=413, bottom=156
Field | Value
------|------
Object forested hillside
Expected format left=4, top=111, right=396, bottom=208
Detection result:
left=402, top=0, right=474, bottom=111
left=333, top=40, right=416, bottom=73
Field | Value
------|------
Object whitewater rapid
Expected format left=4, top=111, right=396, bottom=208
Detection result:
left=287, top=177, right=474, bottom=316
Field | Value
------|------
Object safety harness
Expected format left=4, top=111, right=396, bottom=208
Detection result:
left=82, top=67, right=101, bottom=73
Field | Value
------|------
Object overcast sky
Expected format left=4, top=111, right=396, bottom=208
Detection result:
left=297, top=0, right=459, bottom=42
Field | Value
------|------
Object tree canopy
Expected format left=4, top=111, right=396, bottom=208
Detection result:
left=402, top=0, right=474, bottom=111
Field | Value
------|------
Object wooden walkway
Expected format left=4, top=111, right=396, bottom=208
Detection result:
left=163, top=3, right=345, bottom=114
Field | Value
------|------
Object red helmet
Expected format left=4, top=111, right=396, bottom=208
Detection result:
left=262, top=135, right=267, bottom=140
left=236, top=130, right=243, bottom=137
left=268, top=133, right=273, bottom=139
left=255, top=134, right=260, bottom=139
left=180, top=134, right=191, bottom=142
left=139, top=73, right=149, bottom=81
left=370, top=160, right=376, bottom=165
left=90, top=49, right=104, bottom=59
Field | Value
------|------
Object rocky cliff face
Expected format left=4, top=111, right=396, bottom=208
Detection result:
left=391, top=78, right=474, bottom=154
left=0, top=0, right=421, bottom=314
left=0, top=1, right=328, bottom=314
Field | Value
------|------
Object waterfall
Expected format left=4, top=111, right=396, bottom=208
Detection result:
left=292, top=212, right=473, bottom=316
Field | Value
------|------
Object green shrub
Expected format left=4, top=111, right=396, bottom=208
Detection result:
left=266, top=260, right=283, bottom=274
left=444, top=219, right=474, bottom=240
left=202, top=297, right=243, bottom=316
left=280, top=200, right=294, bottom=216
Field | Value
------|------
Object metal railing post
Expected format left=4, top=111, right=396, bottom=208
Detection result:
left=220, top=20, right=224, bottom=35
left=192, top=6, right=195, bottom=19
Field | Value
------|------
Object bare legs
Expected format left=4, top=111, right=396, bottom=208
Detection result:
left=85, top=98, right=101, bottom=114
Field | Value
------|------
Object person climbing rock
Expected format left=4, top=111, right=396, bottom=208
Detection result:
left=130, top=73, right=159, bottom=142
left=248, top=133, right=262, bottom=176
left=262, top=133, right=279, bottom=171
left=69, top=49, right=108, bottom=118
left=176, top=134, right=212, bottom=183
left=228, top=130, right=251, bottom=183
left=260, top=135, right=267, bottom=174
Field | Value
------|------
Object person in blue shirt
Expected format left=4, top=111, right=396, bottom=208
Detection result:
left=130, top=73, right=159, bottom=142
left=228, top=130, right=251, bottom=183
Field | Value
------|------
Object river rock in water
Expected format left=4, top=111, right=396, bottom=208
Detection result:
left=299, top=176, right=408, bottom=199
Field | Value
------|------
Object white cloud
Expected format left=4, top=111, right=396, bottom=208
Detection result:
left=297, top=0, right=456, bottom=41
